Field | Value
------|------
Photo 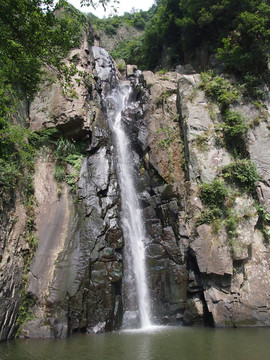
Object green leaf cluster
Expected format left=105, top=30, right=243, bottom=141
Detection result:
left=0, top=1, right=87, bottom=98
left=199, top=179, right=228, bottom=208
left=53, top=138, right=86, bottom=192
left=221, top=111, right=248, bottom=156
left=0, top=116, right=58, bottom=197
left=222, top=160, right=261, bottom=192
left=200, top=72, right=238, bottom=112
left=89, top=7, right=154, bottom=36
left=200, top=71, right=248, bottom=157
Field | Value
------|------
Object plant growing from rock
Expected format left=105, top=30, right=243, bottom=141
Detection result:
left=199, top=179, right=228, bottom=208
left=225, top=209, right=239, bottom=241
left=221, top=110, right=248, bottom=157
left=53, top=137, right=86, bottom=193
left=200, top=71, right=239, bottom=113
left=156, top=89, right=176, bottom=107
left=200, top=71, right=250, bottom=158
left=194, top=133, right=209, bottom=152
left=255, top=203, right=270, bottom=241
left=197, top=179, right=229, bottom=226
left=222, top=159, right=261, bottom=192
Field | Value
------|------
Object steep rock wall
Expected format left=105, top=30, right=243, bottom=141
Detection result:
left=21, top=43, right=124, bottom=337
left=177, top=74, right=270, bottom=327
left=1, top=38, right=270, bottom=340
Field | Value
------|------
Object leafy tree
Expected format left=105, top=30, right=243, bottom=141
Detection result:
left=0, top=0, right=87, bottom=97
left=0, top=0, right=89, bottom=198
left=114, top=0, right=270, bottom=77
left=217, top=1, right=270, bottom=75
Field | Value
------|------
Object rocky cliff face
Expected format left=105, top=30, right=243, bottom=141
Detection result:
left=1, top=38, right=270, bottom=341
left=177, top=74, right=270, bottom=327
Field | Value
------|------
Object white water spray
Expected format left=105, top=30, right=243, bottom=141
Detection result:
left=106, top=85, right=152, bottom=329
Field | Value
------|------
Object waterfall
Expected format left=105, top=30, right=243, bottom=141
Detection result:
left=106, top=85, right=152, bottom=329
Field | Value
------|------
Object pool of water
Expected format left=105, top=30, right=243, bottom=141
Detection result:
left=0, top=326, right=270, bottom=360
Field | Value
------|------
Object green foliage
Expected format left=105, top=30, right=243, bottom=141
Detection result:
left=200, top=72, right=249, bottom=157
left=116, top=0, right=270, bottom=79
left=157, top=126, right=174, bottom=149
left=197, top=179, right=230, bottom=227
left=222, top=110, right=248, bottom=156
left=89, top=7, right=153, bottom=38
left=222, top=160, right=261, bottom=191
left=156, top=91, right=175, bottom=106
left=16, top=289, right=36, bottom=334
left=222, top=111, right=248, bottom=140
left=110, top=36, right=146, bottom=68
left=256, top=204, right=270, bottom=223
left=241, top=74, right=266, bottom=100
left=255, top=203, right=270, bottom=241
left=196, top=207, right=223, bottom=226
left=53, top=138, right=85, bottom=192
left=199, top=179, right=228, bottom=208
left=225, top=210, right=239, bottom=241
left=54, top=164, right=66, bottom=183
left=0, top=123, right=34, bottom=193
left=0, top=1, right=88, bottom=98
left=16, top=173, right=38, bottom=334
left=0, top=117, right=58, bottom=198
left=217, top=1, right=270, bottom=76
left=82, top=0, right=119, bottom=12
left=116, top=59, right=126, bottom=72
left=200, top=72, right=238, bottom=113
left=194, top=133, right=209, bottom=152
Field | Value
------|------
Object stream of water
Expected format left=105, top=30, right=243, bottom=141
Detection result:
left=106, top=85, right=152, bottom=328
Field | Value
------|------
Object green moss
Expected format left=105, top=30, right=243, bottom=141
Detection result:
left=233, top=318, right=258, bottom=327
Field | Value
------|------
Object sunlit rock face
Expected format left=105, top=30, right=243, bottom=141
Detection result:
left=177, top=73, right=270, bottom=327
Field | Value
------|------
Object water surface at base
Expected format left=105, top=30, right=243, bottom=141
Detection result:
left=1, top=327, right=270, bottom=360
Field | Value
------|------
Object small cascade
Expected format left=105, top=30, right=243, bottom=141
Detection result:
left=106, top=85, right=152, bottom=329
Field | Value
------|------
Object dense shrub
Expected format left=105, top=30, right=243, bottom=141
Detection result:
left=199, top=179, right=228, bottom=208
left=200, top=72, right=238, bottom=113
left=222, top=110, right=248, bottom=156
left=222, top=160, right=261, bottom=191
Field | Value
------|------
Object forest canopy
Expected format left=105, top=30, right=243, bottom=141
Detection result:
left=111, top=0, right=270, bottom=78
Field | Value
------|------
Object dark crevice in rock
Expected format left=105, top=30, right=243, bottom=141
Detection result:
left=202, top=299, right=215, bottom=327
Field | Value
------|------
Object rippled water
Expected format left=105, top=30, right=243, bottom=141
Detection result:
left=1, top=326, right=270, bottom=360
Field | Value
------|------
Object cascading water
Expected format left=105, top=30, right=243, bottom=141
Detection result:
left=106, top=85, right=152, bottom=329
